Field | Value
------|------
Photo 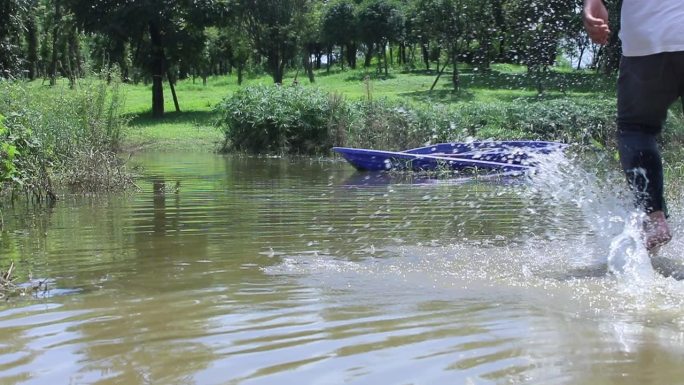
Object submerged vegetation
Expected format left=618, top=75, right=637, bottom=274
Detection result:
left=0, top=261, right=49, bottom=300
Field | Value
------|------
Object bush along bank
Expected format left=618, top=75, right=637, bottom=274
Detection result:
left=0, top=111, right=49, bottom=202
left=215, top=84, right=619, bottom=155
left=0, top=75, right=132, bottom=203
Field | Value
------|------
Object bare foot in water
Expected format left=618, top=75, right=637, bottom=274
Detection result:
left=644, top=211, right=672, bottom=252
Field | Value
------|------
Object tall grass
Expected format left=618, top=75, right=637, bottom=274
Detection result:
left=0, top=71, right=131, bottom=200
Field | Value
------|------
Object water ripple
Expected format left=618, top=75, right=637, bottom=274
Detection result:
left=2, top=153, right=684, bottom=384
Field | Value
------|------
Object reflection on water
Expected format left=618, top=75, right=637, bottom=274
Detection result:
left=0, top=152, right=683, bottom=384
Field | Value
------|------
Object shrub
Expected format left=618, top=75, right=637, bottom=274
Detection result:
left=499, top=98, right=616, bottom=145
left=216, top=84, right=346, bottom=154
left=0, top=111, right=43, bottom=198
left=0, top=113, right=14, bottom=182
left=0, top=73, right=130, bottom=199
left=345, top=100, right=460, bottom=150
left=216, top=85, right=621, bottom=155
left=340, top=98, right=617, bottom=150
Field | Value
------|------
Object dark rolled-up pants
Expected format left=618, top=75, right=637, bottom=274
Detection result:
left=617, top=52, right=684, bottom=216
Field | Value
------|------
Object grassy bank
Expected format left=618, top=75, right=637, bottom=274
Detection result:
left=121, top=64, right=623, bottom=152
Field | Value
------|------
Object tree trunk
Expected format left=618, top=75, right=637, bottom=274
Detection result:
left=364, top=43, right=374, bottom=67
left=65, top=42, right=74, bottom=88
left=149, top=21, right=165, bottom=118
left=451, top=50, right=459, bottom=91
left=303, top=53, right=314, bottom=83
left=269, top=52, right=284, bottom=83
left=326, top=48, right=331, bottom=72
left=340, top=45, right=344, bottom=70
left=315, top=53, right=322, bottom=69
left=49, top=0, right=61, bottom=86
left=576, top=46, right=585, bottom=70
left=237, top=64, right=244, bottom=85
left=430, top=57, right=450, bottom=92
left=26, top=15, right=38, bottom=80
left=167, top=70, right=180, bottom=112
left=383, top=45, right=388, bottom=76
left=421, top=42, right=430, bottom=71
left=70, top=27, right=83, bottom=78
left=346, top=43, right=357, bottom=69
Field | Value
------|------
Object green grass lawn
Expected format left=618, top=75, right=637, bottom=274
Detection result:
left=121, top=63, right=617, bottom=151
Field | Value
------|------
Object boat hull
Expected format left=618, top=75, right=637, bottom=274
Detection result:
left=333, top=141, right=565, bottom=172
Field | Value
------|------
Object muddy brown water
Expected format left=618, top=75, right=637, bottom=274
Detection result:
left=1, top=152, right=684, bottom=385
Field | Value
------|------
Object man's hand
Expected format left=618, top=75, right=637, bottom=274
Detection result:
left=583, top=0, right=610, bottom=45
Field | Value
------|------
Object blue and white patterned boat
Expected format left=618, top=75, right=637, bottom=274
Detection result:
left=333, top=140, right=567, bottom=172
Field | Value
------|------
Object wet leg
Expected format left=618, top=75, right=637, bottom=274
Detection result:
left=644, top=210, right=672, bottom=252
left=617, top=130, right=671, bottom=251
left=617, top=53, right=679, bottom=251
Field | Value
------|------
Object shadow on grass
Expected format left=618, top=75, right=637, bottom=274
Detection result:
left=462, top=68, right=615, bottom=93
left=127, top=110, right=218, bottom=127
left=398, top=68, right=440, bottom=76
left=398, top=87, right=476, bottom=103
left=314, top=67, right=350, bottom=78
left=344, top=71, right=397, bottom=82
left=395, top=67, right=615, bottom=104
left=313, top=65, right=615, bottom=96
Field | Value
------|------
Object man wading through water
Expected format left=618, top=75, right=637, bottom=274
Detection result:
left=583, top=0, right=684, bottom=251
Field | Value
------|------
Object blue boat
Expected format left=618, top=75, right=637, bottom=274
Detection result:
left=333, top=140, right=566, bottom=172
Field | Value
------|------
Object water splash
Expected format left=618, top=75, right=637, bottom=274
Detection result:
left=522, top=149, right=659, bottom=275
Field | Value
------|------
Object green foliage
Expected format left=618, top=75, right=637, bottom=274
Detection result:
left=234, top=0, right=315, bottom=84
left=215, top=80, right=617, bottom=155
left=0, top=0, right=27, bottom=78
left=358, top=0, right=403, bottom=45
left=498, top=98, right=616, bottom=144
left=322, top=1, right=358, bottom=46
left=345, top=99, right=456, bottom=150
left=0, top=113, right=17, bottom=183
left=357, top=0, right=403, bottom=69
left=503, top=0, right=577, bottom=93
left=0, top=73, right=129, bottom=197
left=345, top=98, right=616, bottom=150
left=0, top=108, right=43, bottom=196
left=216, top=85, right=344, bottom=154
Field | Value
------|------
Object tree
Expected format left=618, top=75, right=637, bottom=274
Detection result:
left=234, top=0, right=313, bottom=84
left=467, top=0, right=498, bottom=70
left=504, top=0, right=576, bottom=93
left=299, top=2, right=323, bottom=82
left=409, top=0, right=435, bottom=70
left=414, top=0, right=470, bottom=90
left=88, top=33, right=132, bottom=79
left=25, top=11, right=40, bottom=80
left=321, top=1, right=358, bottom=70
left=65, top=0, right=217, bottom=117
left=358, top=0, right=403, bottom=75
left=0, top=0, right=27, bottom=78
left=595, top=0, right=622, bottom=74
left=204, top=26, right=250, bottom=84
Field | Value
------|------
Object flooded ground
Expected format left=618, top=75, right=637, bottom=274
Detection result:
left=1, top=151, right=683, bottom=385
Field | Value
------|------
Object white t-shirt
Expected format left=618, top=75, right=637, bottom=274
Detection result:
left=620, top=0, right=684, bottom=56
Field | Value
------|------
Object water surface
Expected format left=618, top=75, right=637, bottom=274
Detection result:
left=1, top=152, right=683, bottom=385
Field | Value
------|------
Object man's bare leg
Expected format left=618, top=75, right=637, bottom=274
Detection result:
left=645, top=210, right=672, bottom=252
